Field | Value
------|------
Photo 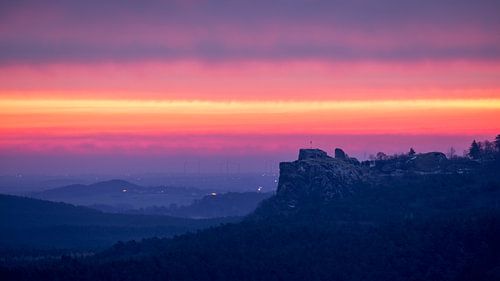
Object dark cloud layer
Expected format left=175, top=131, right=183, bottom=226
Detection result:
left=1, top=40, right=499, bottom=64
left=1, top=0, right=499, bottom=64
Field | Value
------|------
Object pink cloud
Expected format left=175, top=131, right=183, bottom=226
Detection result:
left=1, top=61, right=500, bottom=100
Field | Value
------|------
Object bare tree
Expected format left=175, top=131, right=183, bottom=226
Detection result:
left=447, top=147, right=456, bottom=159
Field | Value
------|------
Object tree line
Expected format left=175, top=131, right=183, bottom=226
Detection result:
left=468, top=134, right=500, bottom=160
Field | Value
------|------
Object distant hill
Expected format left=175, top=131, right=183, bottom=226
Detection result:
left=0, top=194, right=238, bottom=250
left=30, top=179, right=213, bottom=208
left=31, top=179, right=139, bottom=201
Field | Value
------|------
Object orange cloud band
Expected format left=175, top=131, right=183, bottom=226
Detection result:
left=1, top=98, right=499, bottom=136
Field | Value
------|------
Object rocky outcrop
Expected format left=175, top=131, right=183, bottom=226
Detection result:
left=334, top=148, right=347, bottom=159
left=408, top=152, right=447, bottom=172
left=271, top=148, right=477, bottom=212
left=276, top=149, right=365, bottom=207
left=298, top=149, right=330, bottom=160
left=373, top=152, right=451, bottom=174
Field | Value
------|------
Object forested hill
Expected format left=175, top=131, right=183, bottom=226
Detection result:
left=112, top=191, right=273, bottom=218
left=0, top=194, right=238, bottom=250
left=2, top=148, right=500, bottom=281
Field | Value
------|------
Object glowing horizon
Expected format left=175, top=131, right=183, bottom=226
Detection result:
left=1, top=0, right=499, bottom=174
left=2, top=97, right=499, bottom=133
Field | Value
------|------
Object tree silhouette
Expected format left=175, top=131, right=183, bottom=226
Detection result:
left=376, top=152, right=388, bottom=160
left=409, top=148, right=416, bottom=156
left=447, top=147, right=456, bottom=159
left=468, top=140, right=481, bottom=160
left=482, top=141, right=495, bottom=155
left=495, top=134, right=500, bottom=153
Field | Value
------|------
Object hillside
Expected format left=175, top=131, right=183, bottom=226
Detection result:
left=100, top=191, right=274, bottom=218
left=0, top=194, right=238, bottom=250
left=2, top=149, right=500, bottom=281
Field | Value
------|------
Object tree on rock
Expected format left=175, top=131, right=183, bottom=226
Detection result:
left=468, top=140, right=481, bottom=160
left=495, top=134, right=500, bottom=153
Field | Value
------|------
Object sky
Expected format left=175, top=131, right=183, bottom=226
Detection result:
left=1, top=0, right=500, bottom=174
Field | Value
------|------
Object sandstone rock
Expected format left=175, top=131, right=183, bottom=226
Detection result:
left=277, top=149, right=364, bottom=206
left=410, top=152, right=448, bottom=172
left=347, top=157, right=360, bottom=165
left=298, top=149, right=329, bottom=160
left=261, top=147, right=484, bottom=218
left=334, top=148, right=346, bottom=159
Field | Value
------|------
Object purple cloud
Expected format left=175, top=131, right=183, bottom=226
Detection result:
left=0, top=0, right=499, bottom=64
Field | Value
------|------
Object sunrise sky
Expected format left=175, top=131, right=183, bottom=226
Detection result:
left=1, top=0, right=500, bottom=174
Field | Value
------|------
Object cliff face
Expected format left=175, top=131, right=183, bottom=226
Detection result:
left=275, top=149, right=366, bottom=208
left=254, top=148, right=482, bottom=217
